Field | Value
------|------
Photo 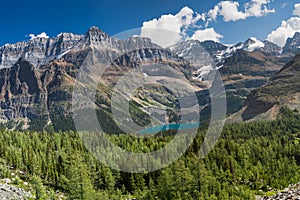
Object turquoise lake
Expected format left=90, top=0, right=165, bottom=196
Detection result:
left=139, top=122, right=200, bottom=134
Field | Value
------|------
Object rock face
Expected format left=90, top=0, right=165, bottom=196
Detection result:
left=0, top=58, right=47, bottom=124
left=0, top=33, right=83, bottom=68
left=0, top=27, right=201, bottom=131
left=169, top=38, right=292, bottom=115
left=283, top=32, right=300, bottom=54
left=229, top=53, right=300, bottom=122
left=261, top=40, right=282, bottom=56
left=169, top=40, right=227, bottom=59
left=0, top=26, right=297, bottom=130
left=218, top=48, right=290, bottom=114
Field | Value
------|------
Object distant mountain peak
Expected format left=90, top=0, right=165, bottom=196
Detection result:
left=87, top=26, right=105, bottom=33
left=85, top=26, right=110, bottom=41
left=283, top=32, right=300, bottom=54
left=243, top=37, right=265, bottom=52
left=261, top=40, right=282, bottom=55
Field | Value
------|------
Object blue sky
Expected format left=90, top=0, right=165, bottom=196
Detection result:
left=0, top=0, right=299, bottom=46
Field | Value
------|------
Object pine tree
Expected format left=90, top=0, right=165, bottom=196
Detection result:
left=30, top=176, right=47, bottom=200
left=66, top=156, right=96, bottom=200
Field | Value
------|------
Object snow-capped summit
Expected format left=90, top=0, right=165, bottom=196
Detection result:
left=215, top=37, right=280, bottom=67
left=169, top=37, right=284, bottom=81
left=243, top=37, right=265, bottom=52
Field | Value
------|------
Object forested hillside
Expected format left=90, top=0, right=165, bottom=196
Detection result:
left=0, top=107, right=300, bottom=199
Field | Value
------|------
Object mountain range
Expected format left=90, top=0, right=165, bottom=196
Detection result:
left=0, top=26, right=299, bottom=131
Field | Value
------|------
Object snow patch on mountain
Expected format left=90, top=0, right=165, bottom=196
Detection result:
left=215, top=37, right=266, bottom=68
left=193, top=64, right=213, bottom=81
left=56, top=48, right=72, bottom=59
left=245, top=37, right=265, bottom=52
left=215, top=42, right=244, bottom=61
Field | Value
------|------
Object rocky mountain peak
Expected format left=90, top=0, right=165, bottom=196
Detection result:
left=283, top=32, right=300, bottom=54
left=84, top=26, right=110, bottom=42
left=294, top=32, right=300, bottom=39
left=170, top=39, right=226, bottom=57
left=168, top=39, right=226, bottom=69
left=261, top=40, right=282, bottom=55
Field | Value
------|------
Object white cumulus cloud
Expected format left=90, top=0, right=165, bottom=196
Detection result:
left=208, top=1, right=247, bottom=22
left=141, top=6, right=204, bottom=47
left=28, top=32, right=49, bottom=40
left=245, top=0, right=275, bottom=17
left=267, top=3, right=300, bottom=47
left=207, top=0, right=275, bottom=22
left=293, top=3, right=300, bottom=17
left=140, top=0, right=274, bottom=47
left=190, top=28, right=223, bottom=42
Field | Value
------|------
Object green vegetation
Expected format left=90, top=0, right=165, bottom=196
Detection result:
left=0, top=108, right=299, bottom=199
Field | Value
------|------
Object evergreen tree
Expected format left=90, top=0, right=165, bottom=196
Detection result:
left=30, top=176, right=47, bottom=200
